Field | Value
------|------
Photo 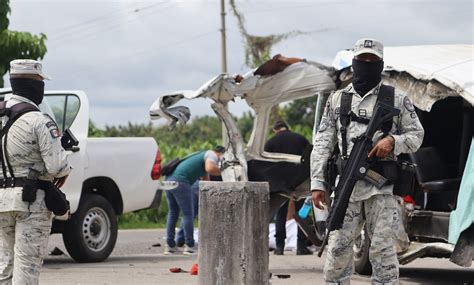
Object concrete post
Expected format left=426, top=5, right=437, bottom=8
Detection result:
left=198, top=181, right=269, bottom=285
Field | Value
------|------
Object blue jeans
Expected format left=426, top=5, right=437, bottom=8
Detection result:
left=176, top=181, right=199, bottom=245
left=165, top=177, right=194, bottom=247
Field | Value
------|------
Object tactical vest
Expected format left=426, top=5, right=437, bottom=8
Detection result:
left=0, top=101, right=39, bottom=184
left=339, top=84, right=395, bottom=159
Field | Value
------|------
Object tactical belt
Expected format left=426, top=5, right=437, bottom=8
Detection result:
left=0, top=177, right=27, bottom=188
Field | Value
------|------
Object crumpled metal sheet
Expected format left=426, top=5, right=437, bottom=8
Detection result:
left=149, top=61, right=337, bottom=182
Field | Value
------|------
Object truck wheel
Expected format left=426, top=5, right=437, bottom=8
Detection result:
left=354, top=225, right=372, bottom=275
left=63, top=194, right=118, bottom=262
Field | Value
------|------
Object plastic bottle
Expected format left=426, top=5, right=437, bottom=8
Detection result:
left=298, top=197, right=312, bottom=219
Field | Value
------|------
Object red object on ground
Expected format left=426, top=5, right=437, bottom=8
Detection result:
left=403, top=195, right=416, bottom=205
left=169, top=267, right=185, bottom=273
left=190, top=263, right=198, bottom=275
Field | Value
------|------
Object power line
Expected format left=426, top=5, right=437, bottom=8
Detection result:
left=49, top=2, right=170, bottom=42
left=50, top=3, right=178, bottom=48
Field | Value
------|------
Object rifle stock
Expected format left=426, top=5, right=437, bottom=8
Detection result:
left=317, top=101, right=400, bottom=257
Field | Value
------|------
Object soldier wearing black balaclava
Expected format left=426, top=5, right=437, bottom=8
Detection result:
left=0, top=59, right=71, bottom=284
left=310, top=39, right=424, bottom=284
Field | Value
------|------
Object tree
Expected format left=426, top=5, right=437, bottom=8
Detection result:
left=0, top=0, right=47, bottom=87
left=229, top=0, right=306, bottom=68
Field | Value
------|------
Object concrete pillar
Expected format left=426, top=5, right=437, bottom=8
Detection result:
left=198, top=181, right=269, bottom=285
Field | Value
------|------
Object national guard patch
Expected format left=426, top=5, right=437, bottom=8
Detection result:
left=335, top=107, right=340, bottom=115
left=410, top=113, right=417, bottom=119
left=46, top=121, right=57, bottom=129
left=50, top=128, right=60, bottom=138
left=318, top=118, right=328, bottom=133
left=364, top=40, right=373, bottom=48
left=403, top=97, right=415, bottom=112
left=46, top=119, right=60, bottom=138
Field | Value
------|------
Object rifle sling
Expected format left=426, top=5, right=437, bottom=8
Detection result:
left=339, top=84, right=395, bottom=159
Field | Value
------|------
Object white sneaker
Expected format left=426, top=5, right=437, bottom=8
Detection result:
left=164, top=245, right=179, bottom=255
left=183, top=245, right=197, bottom=255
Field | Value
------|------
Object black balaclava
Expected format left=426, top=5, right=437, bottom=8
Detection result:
left=9, top=77, right=45, bottom=105
left=351, top=58, right=384, bottom=96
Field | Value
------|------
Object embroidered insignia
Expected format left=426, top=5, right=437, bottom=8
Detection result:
left=403, top=97, right=415, bottom=112
left=46, top=121, right=57, bottom=129
left=318, top=118, right=328, bottom=133
left=50, top=129, right=60, bottom=138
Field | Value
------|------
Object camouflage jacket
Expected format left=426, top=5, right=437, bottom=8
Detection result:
left=0, top=95, right=71, bottom=212
left=310, top=83, right=424, bottom=201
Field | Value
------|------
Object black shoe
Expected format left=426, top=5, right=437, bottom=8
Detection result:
left=274, top=246, right=284, bottom=255
left=296, top=247, right=313, bottom=255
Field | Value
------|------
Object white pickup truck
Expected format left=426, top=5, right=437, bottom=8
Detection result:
left=0, top=89, right=170, bottom=262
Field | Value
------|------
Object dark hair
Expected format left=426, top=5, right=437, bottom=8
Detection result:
left=214, top=145, right=226, bottom=153
left=272, top=120, right=289, bottom=130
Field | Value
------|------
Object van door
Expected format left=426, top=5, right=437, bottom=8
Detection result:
left=42, top=92, right=89, bottom=214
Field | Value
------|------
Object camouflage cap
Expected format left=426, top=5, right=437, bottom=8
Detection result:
left=10, top=59, right=51, bottom=80
left=353, top=38, right=383, bottom=59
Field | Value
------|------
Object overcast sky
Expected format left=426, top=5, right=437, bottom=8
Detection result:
left=5, top=0, right=473, bottom=127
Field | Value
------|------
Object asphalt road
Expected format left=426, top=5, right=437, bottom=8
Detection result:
left=41, top=229, right=474, bottom=285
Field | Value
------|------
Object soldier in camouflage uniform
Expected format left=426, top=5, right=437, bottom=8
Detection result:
left=0, top=60, right=71, bottom=285
left=311, top=39, right=424, bottom=285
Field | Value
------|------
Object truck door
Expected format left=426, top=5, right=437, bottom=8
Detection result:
left=42, top=92, right=89, bottom=214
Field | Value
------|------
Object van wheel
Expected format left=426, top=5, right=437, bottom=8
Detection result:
left=354, top=225, right=372, bottom=275
left=63, top=194, right=118, bottom=262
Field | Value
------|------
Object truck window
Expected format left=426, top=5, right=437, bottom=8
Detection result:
left=43, top=95, right=80, bottom=132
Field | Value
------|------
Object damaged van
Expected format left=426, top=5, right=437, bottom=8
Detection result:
left=149, top=44, right=474, bottom=271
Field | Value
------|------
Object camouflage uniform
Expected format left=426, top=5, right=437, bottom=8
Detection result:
left=0, top=94, right=71, bottom=285
left=311, top=83, right=424, bottom=284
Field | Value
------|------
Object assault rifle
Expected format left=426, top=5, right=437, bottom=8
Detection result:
left=317, top=101, right=400, bottom=257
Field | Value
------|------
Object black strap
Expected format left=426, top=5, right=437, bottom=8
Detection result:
left=377, top=85, right=395, bottom=135
left=0, top=102, right=39, bottom=182
left=0, top=102, right=8, bottom=183
left=339, top=91, right=353, bottom=159
left=339, top=84, right=395, bottom=159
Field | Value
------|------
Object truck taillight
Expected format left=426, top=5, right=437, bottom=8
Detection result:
left=151, top=150, right=161, bottom=180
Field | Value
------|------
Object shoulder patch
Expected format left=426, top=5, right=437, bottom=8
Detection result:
left=318, top=118, right=328, bottom=133
left=44, top=115, right=60, bottom=138
left=50, top=128, right=60, bottom=138
left=46, top=121, right=57, bottom=129
left=403, top=97, right=415, bottom=112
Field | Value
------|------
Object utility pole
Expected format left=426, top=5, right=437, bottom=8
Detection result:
left=220, top=0, right=229, bottom=145
left=220, top=0, right=228, bottom=73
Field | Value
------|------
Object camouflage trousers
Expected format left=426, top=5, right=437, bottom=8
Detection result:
left=324, top=194, right=400, bottom=285
left=0, top=211, right=52, bottom=285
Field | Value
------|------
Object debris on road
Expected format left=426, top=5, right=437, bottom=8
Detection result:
left=169, top=267, right=187, bottom=273
left=190, top=263, right=198, bottom=275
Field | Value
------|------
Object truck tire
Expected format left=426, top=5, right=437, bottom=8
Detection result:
left=63, top=194, right=118, bottom=262
left=354, top=225, right=372, bottom=275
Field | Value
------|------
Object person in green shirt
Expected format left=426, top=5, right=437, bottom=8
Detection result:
left=164, top=146, right=223, bottom=255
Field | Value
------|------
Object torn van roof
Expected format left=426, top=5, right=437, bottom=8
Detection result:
left=333, top=44, right=474, bottom=111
